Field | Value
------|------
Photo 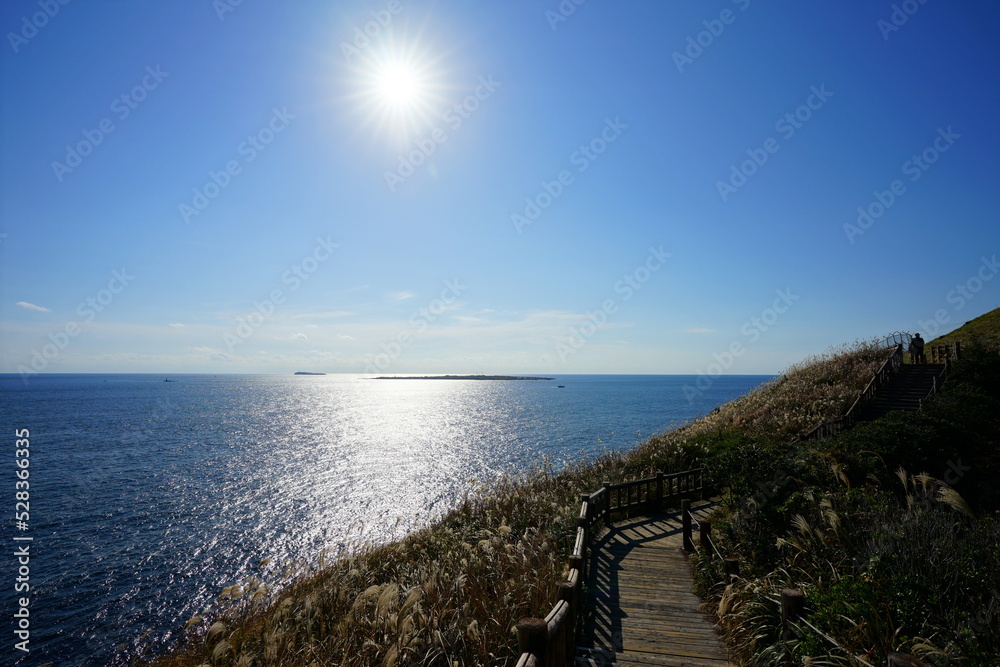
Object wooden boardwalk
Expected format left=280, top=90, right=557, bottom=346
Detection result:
left=577, top=504, right=734, bottom=666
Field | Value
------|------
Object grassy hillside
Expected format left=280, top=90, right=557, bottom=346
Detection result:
left=927, top=305, right=1000, bottom=348
left=138, top=332, right=1000, bottom=666
left=691, top=338, right=1000, bottom=665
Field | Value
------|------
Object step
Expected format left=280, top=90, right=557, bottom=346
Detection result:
left=577, top=651, right=734, bottom=667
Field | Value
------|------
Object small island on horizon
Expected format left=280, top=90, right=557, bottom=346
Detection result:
left=294, top=371, right=327, bottom=375
left=373, top=374, right=555, bottom=381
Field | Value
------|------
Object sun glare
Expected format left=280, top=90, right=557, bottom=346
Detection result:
left=344, top=37, right=450, bottom=145
left=376, top=62, right=421, bottom=108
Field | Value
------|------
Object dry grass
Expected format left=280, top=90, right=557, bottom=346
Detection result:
left=649, top=341, right=889, bottom=445
left=139, top=456, right=642, bottom=666
left=696, top=479, right=1000, bottom=666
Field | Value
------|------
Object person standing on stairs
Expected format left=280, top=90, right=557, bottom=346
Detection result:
left=910, top=333, right=925, bottom=364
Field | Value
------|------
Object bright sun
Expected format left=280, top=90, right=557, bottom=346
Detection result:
left=376, top=62, right=420, bottom=108
left=344, top=40, right=449, bottom=145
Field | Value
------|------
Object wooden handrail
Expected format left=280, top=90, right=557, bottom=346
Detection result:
left=514, top=651, right=539, bottom=667
left=514, top=468, right=704, bottom=665
left=928, top=341, right=962, bottom=364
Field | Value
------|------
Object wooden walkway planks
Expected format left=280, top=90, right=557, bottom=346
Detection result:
left=578, top=504, right=734, bottom=666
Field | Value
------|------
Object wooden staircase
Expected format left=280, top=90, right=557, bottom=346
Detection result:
left=800, top=339, right=960, bottom=441
left=859, top=363, right=945, bottom=421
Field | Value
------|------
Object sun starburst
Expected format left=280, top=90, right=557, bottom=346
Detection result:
left=344, top=37, right=449, bottom=145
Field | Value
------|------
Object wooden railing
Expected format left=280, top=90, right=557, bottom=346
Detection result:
left=928, top=341, right=962, bottom=364
left=799, top=344, right=903, bottom=441
left=919, top=341, right=961, bottom=408
left=514, top=468, right=704, bottom=666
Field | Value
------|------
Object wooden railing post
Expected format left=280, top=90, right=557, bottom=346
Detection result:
left=602, top=482, right=611, bottom=526
left=517, top=618, right=547, bottom=662
left=780, top=589, right=804, bottom=640
left=556, top=581, right=576, bottom=662
left=547, top=610, right=562, bottom=667
left=699, top=519, right=712, bottom=551
left=681, top=499, right=693, bottom=551
left=655, top=471, right=664, bottom=511
left=569, top=554, right=584, bottom=595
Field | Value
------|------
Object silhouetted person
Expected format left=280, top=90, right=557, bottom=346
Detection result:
left=910, top=333, right=925, bottom=364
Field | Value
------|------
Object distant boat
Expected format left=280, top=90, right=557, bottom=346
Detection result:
left=557, top=385, right=565, bottom=388
left=162, top=378, right=174, bottom=382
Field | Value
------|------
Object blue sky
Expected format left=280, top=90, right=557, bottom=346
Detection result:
left=2, top=0, right=998, bottom=376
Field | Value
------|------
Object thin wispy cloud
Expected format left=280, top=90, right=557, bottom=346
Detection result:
left=387, top=291, right=417, bottom=302
left=683, top=327, right=717, bottom=334
left=453, top=314, right=493, bottom=325
left=292, top=311, right=353, bottom=319
left=168, top=323, right=186, bottom=328
left=16, top=301, right=50, bottom=312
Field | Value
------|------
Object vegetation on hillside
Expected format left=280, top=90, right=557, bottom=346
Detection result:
left=926, top=305, right=1000, bottom=349
left=138, top=321, right=999, bottom=666
left=690, top=339, right=1000, bottom=665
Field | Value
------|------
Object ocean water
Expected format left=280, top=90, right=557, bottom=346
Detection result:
left=0, top=373, right=771, bottom=665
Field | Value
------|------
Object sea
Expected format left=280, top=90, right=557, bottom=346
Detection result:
left=0, top=373, right=771, bottom=666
